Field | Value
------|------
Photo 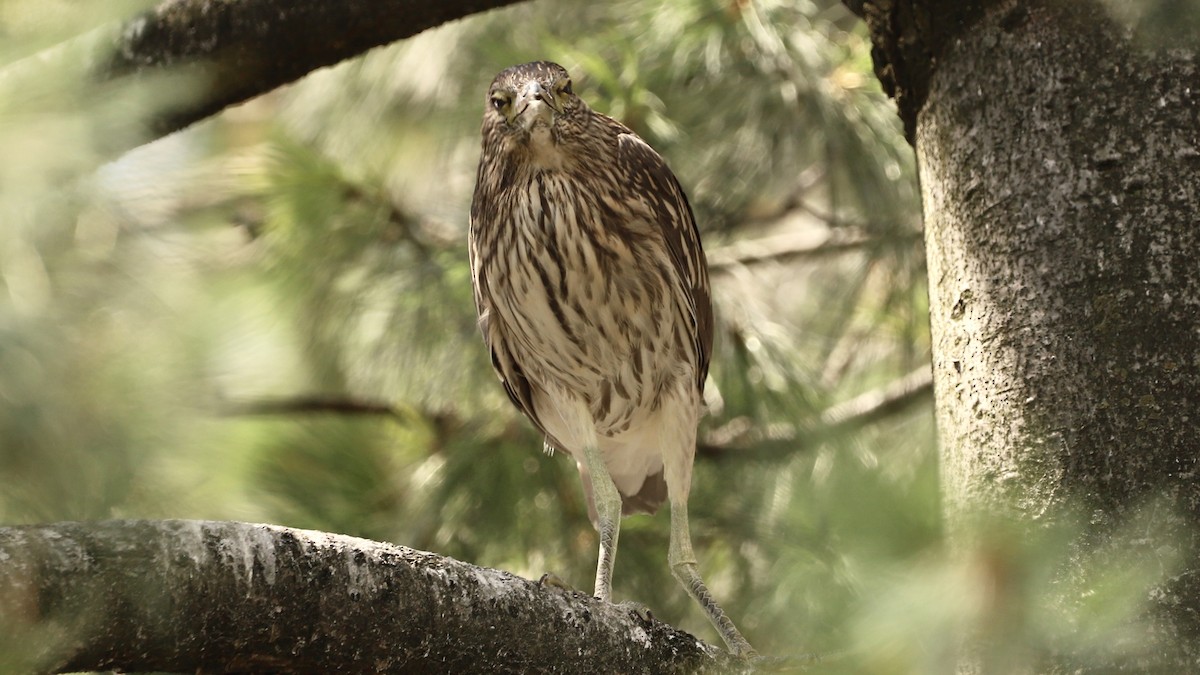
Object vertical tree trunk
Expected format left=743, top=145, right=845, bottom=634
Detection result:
left=854, top=0, right=1200, bottom=670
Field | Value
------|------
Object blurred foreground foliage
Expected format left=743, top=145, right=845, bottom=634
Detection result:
left=0, top=0, right=1176, bottom=670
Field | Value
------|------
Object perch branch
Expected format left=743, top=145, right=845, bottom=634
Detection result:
left=0, top=519, right=732, bottom=674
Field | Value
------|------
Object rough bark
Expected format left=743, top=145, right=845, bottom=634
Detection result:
left=851, top=0, right=1200, bottom=670
left=0, top=520, right=732, bottom=674
left=0, top=0, right=527, bottom=162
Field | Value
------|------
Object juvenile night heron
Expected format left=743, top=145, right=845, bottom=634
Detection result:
left=468, top=61, right=755, bottom=657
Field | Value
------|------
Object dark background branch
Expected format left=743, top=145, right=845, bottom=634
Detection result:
left=225, top=395, right=408, bottom=420
left=0, top=520, right=730, bottom=674
left=219, top=367, right=934, bottom=463
left=109, top=0, right=527, bottom=141
left=1, top=0, right=529, bottom=164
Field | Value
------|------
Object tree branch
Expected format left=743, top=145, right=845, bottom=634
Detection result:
left=219, top=366, right=934, bottom=462
left=697, top=366, right=934, bottom=460
left=819, top=365, right=933, bottom=430
left=1, top=0, right=529, bottom=163
left=707, top=228, right=921, bottom=272
left=0, top=520, right=733, bottom=674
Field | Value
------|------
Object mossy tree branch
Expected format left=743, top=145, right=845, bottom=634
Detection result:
left=0, top=520, right=731, bottom=674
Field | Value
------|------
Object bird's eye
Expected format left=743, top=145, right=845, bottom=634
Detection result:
left=558, top=79, right=573, bottom=96
left=490, top=94, right=510, bottom=111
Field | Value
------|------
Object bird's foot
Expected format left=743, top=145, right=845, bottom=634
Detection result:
left=539, top=575, right=655, bottom=626
left=731, top=643, right=761, bottom=661
left=744, top=652, right=837, bottom=671
left=537, top=572, right=577, bottom=592
left=615, top=599, right=655, bottom=625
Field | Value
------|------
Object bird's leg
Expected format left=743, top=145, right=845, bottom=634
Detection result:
left=668, top=497, right=758, bottom=658
left=582, top=441, right=622, bottom=602
left=661, top=398, right=757, bottom=657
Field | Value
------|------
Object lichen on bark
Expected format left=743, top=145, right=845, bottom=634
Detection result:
left=0, top=520, right=729, bottom=673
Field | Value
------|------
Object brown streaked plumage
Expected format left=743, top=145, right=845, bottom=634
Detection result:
left=468, top=61, right=754, bottom=657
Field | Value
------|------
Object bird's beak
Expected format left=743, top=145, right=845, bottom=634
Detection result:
left=514, top=81, right=560, bottom=129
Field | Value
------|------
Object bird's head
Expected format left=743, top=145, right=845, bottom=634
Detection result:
left=480, top=61, right=588, bottom=166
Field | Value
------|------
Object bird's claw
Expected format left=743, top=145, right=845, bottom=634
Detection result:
left=538, top=576, right=656, bottom=627
left=743, top=652, right=835, bottom=671
left=615, top=599, right=655, bottom=625
left=537, top=572, right=575, bottom=592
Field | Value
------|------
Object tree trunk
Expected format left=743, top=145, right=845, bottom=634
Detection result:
left=852, top=0, right=1200, bottom=670
left=0, top=520, right=729, bottom=674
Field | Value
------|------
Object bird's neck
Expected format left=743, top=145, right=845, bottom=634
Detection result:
left=522, top=127, right=569, bottom=173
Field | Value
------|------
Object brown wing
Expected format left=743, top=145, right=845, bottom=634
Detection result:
left=468, top=167, right=552, bottom=443
left=613, top=129, right=714, bottom=391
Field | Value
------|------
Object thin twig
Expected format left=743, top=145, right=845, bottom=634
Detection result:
left=697, top=366, right=934, bottom=460
left=707, top=229, right=921, bottom=271
left=820, top=366, right=933, bottom=430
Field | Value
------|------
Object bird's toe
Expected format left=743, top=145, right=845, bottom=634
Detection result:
left=615, top=599, right=655, bottom=624
left=537, top=571, right=576, bottom=592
